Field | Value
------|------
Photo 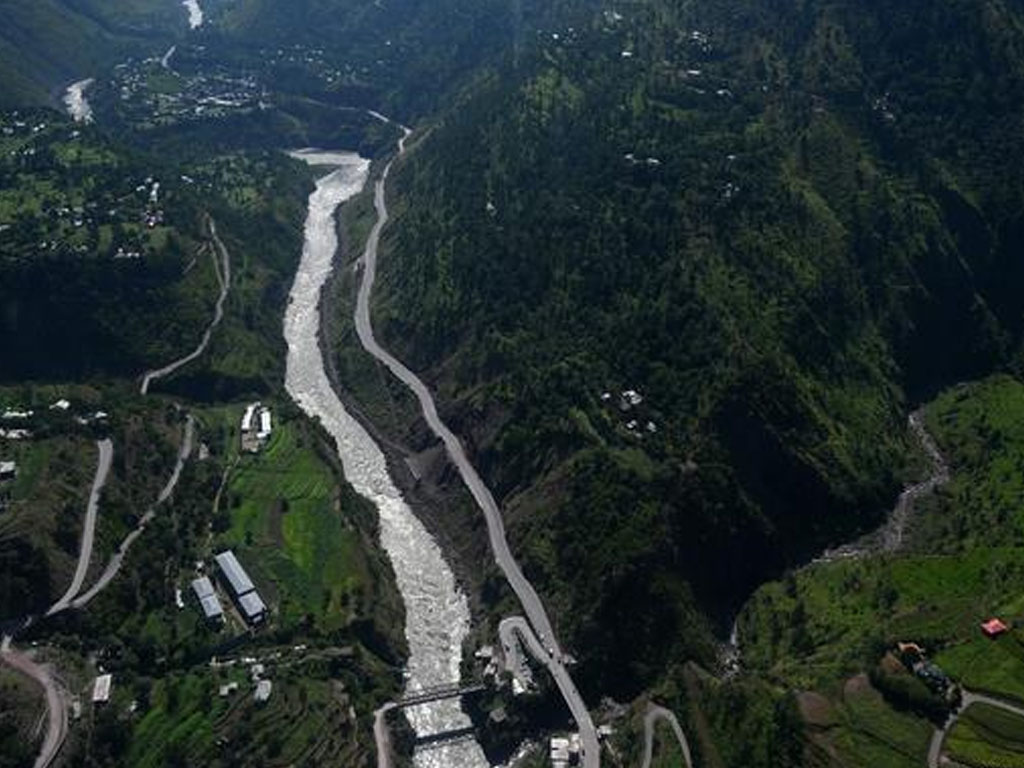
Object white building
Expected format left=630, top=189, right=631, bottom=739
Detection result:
left=550, top=736, right=570, bottom=767
left=92, top=674, right=113, bottom=704
left=254, top=679, right=273, bottom=703
left=241, top=403, right=273, bottom=453
left=0, top=461, right=16, bottom=480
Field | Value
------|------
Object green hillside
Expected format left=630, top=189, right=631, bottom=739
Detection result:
left=363, top=0, right=1024, bottom=700
left=0, top=0, right=183, bottom=107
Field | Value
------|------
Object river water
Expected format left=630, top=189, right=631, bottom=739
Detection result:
left=63, top=79, right=94, bottom=123
left=182, top=0, right=203, bottom=29
left=283, top=150, right=490, bottom=768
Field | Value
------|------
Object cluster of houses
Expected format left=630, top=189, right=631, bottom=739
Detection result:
left=0, top=399, right=108, bottom=441
left=599, top=387, right=658, bottom=436
left=258, top=43, right=363, bottom=90
left=191, top=549, right=268, bottom=627
left=0, top=114, right=172, bottom=262
left=240, top=402, right=273, bottom=453
left=112, top=56, right=267, bottom=129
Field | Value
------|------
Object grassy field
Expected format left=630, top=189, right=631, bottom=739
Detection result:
left=209, top=403, right=369, bottom=632
left=740, top=546, right=1024, bottom=692
left=829, top=678, right=933, bottom=768
left=947, top=702, right=1024, bottom=767
left=915, top=375, right=1024, bottom=552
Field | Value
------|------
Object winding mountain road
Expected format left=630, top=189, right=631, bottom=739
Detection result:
left=641, top=705, right=693, bottom=768
left=47, top=439, right=113, bottom=616
left=6, top=216, right=217, bottom=768
left=72, top=416, right=194, bottom=609
left=358, top=114, right=600, bottom=767
left=0, top=640, right=68, bottom=768
left=140, top=217, right=230, bottom=395
left=927, top=689, right=1024, bottom=768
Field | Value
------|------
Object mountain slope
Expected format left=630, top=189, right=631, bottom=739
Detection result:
left=369, top=0, right=1024, bottom=701
left=0, top=0, right=182, bottom=107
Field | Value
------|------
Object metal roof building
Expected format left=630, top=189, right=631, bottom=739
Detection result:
left=214, top=551, right=256, bottom=597
left=191, top=576, right=224, bottom=621
left=238, top=591, right=267, bottom=623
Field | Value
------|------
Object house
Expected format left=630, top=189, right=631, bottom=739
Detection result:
left=92, top=674, right=113, bottom=704
left=0, top=461, right=16, bottom=481
left=240, top=403, right=273, bottom=453
left=550, top=736, right=570, bottom=768
left=982, top=618, right=1009, bottom=638
left=257, top=408, right=272, bottom=441
left=897, top=641, right=925, bottom=657
left=254, top=679, right=273, bottom=703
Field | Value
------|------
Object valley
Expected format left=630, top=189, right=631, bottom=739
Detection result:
left=3, top=1, right=1024, bottom=767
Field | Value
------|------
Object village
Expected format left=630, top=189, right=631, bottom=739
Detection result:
left=0, top=112, right=175, bottom=262
left=110, top=54, right=268, bottom=130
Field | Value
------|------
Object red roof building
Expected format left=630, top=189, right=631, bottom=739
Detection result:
left=981, top=618, right=1009, bottom=638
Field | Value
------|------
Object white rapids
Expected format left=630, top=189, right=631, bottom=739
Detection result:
left=182, top=0, right=203, bottom=29
left=284, top=149, right=490, bottom=768
left=63, top=79, right=94, bottom=123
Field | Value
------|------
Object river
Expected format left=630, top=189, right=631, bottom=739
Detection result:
left=283, top=150, right=490, bottom=768
left=63, top=79, right=94, bottom=123
left=182, top=0, right=203, bottom=29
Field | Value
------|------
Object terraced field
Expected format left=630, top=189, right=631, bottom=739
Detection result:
left=947, top=702, right=1024, bottom=768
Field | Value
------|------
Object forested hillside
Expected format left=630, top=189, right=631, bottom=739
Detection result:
left=373, top=0, right=1024, bottom=699
left=0, top=0, right=185, bottom=107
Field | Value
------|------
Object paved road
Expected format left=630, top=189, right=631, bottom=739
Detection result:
left=498, top=616, right=536, bottom=691
left=373, top=703, right=396, bottom=768
left=0, top=642, right=68, bottom=768
left=47, top=439, right=113, bottom=616
left=641, top=705, right=693, bottom=768
left=359, top=113, right=600, bottom=768
left=72, top=416, right=194, bottom=608
left=140, top=216, right=230, bottom=394
left=928, top=689, right=1024, bottom=768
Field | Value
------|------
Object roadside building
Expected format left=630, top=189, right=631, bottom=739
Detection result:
left=214, top=550, right=267, bottom=626
left=92, top=674, right=113, bottom=705
left=240, top=402, right=273, bottom=453
left=191, top=576, right=224, bottom=623
left=550, top=736, right=571, bottom=768
left=982, top=617, right=1009, bottom=638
